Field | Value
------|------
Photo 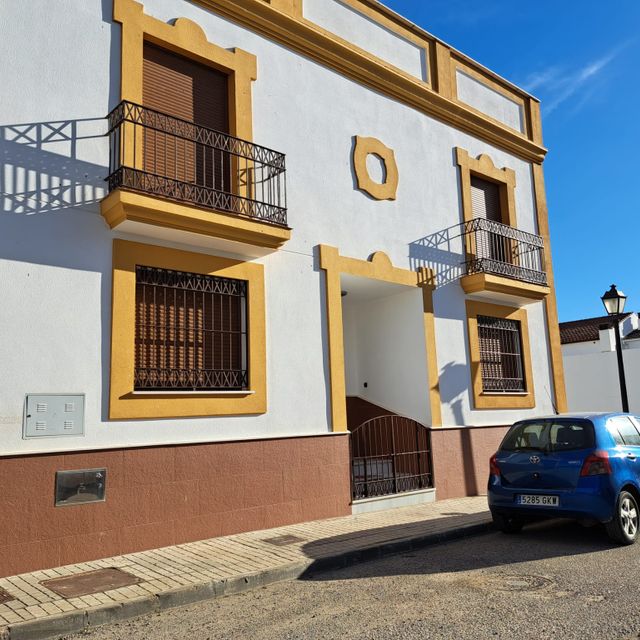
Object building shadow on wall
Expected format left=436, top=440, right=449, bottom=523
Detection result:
left=436, top=361, right=478, bottom=495
left=409, top=223, right=466, bottom=288
left=1, top=119, right=107, bottom=218
left=0, top=117, right=112, bottom=422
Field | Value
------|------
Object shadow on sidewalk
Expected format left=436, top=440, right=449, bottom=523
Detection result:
left=298, top=517, right=614, bottom=581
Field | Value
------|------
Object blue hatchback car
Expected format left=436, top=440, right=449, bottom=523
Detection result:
left=488, top=413, right=640, bottom=544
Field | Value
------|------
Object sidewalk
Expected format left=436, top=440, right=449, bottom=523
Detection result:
left=0, top=496, right=490, bottom=640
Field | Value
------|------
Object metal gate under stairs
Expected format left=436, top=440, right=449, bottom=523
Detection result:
left=350, top=414, right=434, bottom=501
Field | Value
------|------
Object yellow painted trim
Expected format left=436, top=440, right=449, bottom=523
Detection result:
left=352, top=136, right=399, bottom=201
left=456, top=147, right=517, bottom=228
left=531, top=164, right=568, bottom=413
left=451, top=57, right=529, bottom=137
left=433, top=41, right=454, bottom=99
left=109, top=239, right=267, bottom=419
left=318, top=245, right=441, bottom=431
left=101, top=189, right=291, bottom=249
left=465, top=300, right=535, bottom=410
left=191, top=0, right=547, bottom=163
left=113, top=0, right=257, bottom=141
left=460, top=273, right=550, bottom=302
left=263, top=0, right=302, bottom=17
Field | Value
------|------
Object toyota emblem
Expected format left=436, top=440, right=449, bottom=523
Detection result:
left=529, top=455, right=541, bottom=464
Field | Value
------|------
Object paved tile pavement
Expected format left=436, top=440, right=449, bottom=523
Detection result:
left=0, top=496, right=490, bottom=638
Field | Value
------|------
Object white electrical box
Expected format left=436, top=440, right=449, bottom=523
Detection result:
left=23, top=394, right=85, bottom=439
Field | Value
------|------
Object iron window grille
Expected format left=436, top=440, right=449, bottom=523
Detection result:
left=477, top=315, right=526, bottom=393
left=134, top=265, right=248, bottom=391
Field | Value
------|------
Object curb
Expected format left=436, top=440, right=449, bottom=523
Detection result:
left=4, top=519, right=492, bottom=640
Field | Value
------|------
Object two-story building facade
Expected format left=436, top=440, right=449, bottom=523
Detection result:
left=0, top=0, right=566, bottom=577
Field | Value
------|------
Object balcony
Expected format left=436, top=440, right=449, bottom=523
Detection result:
left=100, top=101, right=290, bottom=255
left=459, top=218, right=550, bottom=303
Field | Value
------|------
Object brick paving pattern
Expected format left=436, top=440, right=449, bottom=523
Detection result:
left=0, top=497, right=489, bottom=632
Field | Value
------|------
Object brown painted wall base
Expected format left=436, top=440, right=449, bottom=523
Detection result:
left=0, top=434, right=351, bottom=578
left=431, top=425, right=509, bottom=500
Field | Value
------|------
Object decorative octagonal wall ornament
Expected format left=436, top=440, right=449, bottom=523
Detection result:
left=352, top=136, right=399, bottom=201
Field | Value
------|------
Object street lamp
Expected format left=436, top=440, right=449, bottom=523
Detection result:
left=601, top=284, right=629, bottom=413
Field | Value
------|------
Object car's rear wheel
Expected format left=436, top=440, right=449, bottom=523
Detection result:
left=492, top=511, right=523, bottom=534
left=606, top=490, right=639, bottom=545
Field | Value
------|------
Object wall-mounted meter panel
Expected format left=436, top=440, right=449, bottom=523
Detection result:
left=24, top=394, right=85, bottom=439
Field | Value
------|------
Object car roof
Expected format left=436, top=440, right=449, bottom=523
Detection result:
left=513, top=412, right=638, bottom=423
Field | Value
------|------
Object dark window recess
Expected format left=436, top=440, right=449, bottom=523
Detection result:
left=134, top=265, right=248, bottom=391
left=477, top=315, right=526, bottom=393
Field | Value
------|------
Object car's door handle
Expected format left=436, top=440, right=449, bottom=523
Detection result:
left=627, top=453, right=637, bottom=460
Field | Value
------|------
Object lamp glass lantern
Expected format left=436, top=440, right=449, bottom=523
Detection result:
left=601, top=284, right=627, bottom=316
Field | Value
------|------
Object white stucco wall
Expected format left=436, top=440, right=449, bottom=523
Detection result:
left=563, top=349, right=640, bottom=414
left=562, top=316, right=640, bottom=413
left=0, top=0, right=556, bottom=455
left=342, top=287, right=431, bottom=425
left=456, top=70, right=524, bottom=133
left=303, top=0, right=427, bottom=81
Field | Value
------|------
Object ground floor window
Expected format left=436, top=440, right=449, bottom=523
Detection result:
left=477, top=315, right=525, bottom=393
left=109, top=239, right=266, bottom=419
left=465, top=299, right=535, bottom=410
left=135, top=266, right=248, bottom=391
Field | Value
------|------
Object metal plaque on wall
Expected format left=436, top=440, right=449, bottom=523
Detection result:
left=55, top=468, right=106, bottom=507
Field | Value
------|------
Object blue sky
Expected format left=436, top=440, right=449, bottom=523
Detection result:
left=385, top=0, right=640, bottom=321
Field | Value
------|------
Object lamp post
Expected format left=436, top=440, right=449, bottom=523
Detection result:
left=601, top=284, right=629, bottom=413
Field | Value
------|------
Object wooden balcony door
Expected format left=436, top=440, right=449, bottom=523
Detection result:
left=142, top=43, right=230, bottom=195
left=470, top=175, right=508, bottom=264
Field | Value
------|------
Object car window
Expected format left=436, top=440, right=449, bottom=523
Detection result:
left=607, top=424, right=625, bottom=446
left=500, top=419, right=594, bottom=453
left=501, top=422, right=547, bottom=452
left=608, top=416, right=640, bottom=447
left=548, top=421, right=594, bottom=451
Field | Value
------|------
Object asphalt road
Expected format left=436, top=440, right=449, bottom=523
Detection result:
left=64, top=520, right=640, bottom=640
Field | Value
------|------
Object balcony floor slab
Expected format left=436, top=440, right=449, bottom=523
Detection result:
left=460, top=272, right=550, bottom=306
left=101, top=189, right=291, bottom=257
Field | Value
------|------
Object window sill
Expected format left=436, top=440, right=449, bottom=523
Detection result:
left=130, top=390, right=255, bottom=397
left=481, top=392, right=529, bottom=396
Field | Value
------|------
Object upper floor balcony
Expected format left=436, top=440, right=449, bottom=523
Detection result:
left=100, top=101, right=290, bottom=255
left=459, top=217, right=550, bottom=304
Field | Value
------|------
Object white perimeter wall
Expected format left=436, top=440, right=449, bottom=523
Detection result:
left=564, top=349, right=640, bottom=414
left=343, top=288, right=430, bottom=425
left=0, top=0, right=556, bottom=456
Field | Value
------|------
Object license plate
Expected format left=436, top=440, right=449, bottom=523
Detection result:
left=517, top=494, right=559, bottom=507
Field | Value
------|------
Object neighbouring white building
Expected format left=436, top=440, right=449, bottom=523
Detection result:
left=561, top=313, right=640, bottom=413
left=0, top=0, right=566, bottom=577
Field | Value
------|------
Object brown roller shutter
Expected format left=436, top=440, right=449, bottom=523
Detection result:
left=134, top=266, right=247, bottom=391
left=142, top=43, right=229, bottom=191
left=470, top=176, right=504, bottom=262
left=470, top=176, right=501, bottom=222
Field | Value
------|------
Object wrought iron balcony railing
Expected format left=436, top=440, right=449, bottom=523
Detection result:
left=461, top=218, right=547, bottom=287
left=106, top=101, right=287, bottom=227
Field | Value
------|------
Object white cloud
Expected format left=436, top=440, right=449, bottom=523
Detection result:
left=523, top=42, right=631, bottom=115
